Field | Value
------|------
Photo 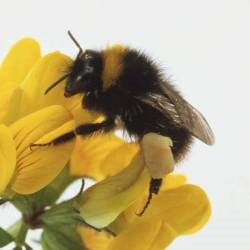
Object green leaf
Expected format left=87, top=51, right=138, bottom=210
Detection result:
left=41, top=226, right=85, bottom=250
left=41, top=202, right=87, bottom=249
left=40, top=201, right=83, bottom=227
left=0, top=227, right=14, bottom=247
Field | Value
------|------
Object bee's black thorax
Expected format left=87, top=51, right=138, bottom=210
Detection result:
left=119, top=49, right=161, bottom=94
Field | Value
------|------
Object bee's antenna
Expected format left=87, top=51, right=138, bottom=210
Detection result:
left=44, top=74, right=69, bottom=95
left=67, top=30, right=84, bottom=55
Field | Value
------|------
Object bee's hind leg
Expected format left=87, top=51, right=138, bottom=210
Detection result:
left=136, top=178, right=162, bottom=216
left=30, top=131, right=76, bottom=150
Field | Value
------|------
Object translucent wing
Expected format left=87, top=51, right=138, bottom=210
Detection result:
left=178, top=101, right=215, bottom=145
left=135, top=82, right=215, bottom=145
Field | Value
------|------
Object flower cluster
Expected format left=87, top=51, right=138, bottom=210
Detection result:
left=0, top=38, right=211, bottom=249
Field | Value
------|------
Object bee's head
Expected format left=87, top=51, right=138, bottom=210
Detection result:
left=64, top=50, right=103, bottom=97
left=45, top=31, right=129, bottom=97
left=45, top=31, right=103, bottom=97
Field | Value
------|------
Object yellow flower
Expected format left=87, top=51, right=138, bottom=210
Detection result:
left=77, top=134, right=176, bottom=229
left=78, top=174, right=210, bottom=250
left=77, top=153, right=149, bottom=228
left=0, top=39, right=80, bottom=195
left=0, top=105, right=74, bottom=195
left=0, top=38, right=130, bottom=182
left=76, top=133, right=210, bottom=249
left=0, top=38, right=211, bottom=250
left=109, top=177, right=210, bottom=250
left=0, top=38, right=139, bottom=197
left=0, top=37, right=82, bottom=124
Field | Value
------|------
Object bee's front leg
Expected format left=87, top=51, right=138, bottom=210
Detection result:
left=30, top=118, right=115, bottom=149
left=75, top=118, right=115, bottom=136
left=30, top=131, right=76, bottom=149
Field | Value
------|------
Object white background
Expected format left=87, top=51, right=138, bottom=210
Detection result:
left=0, top=0, right=250, bottom=249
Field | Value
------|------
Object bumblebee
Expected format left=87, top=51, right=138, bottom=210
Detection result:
left=42, top=31, right=214, bottom=215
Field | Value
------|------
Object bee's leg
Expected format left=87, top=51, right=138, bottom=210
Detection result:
left=137, top=133, right=175, bottom=216
left=30, top=118, right=115, bottom=149
left=137, top=178, right=162, bottom=216
left=30, top=131, right=76, bottom=149
left=52, top=131, right=76, bottom=145
left=75, top=118, right=115, bottom=136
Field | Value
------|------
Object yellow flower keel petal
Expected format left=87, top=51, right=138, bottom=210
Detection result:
left=77, top=153, right=149, bottom=228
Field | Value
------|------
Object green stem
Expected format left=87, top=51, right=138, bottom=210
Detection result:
left=7, top=219, right=29, bottom=247
left=7, top=219, right=22, bottom=238
left=15, top=221, right=29, bottom=246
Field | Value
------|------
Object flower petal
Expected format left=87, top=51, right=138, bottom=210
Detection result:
left=19, top=52, right=78, bottom=117
left=109, top=220, right=177, bottom=250
left=0, top=38, right=41, bottom=88
left=108, top=220, right=165, bottom=250
left=70, top=135, right=125, bottom=180
left=10, top=105, right=72, bottom=155
left=100, top=142, right=139, bottom=177
left=0, top=86, right=23, bottom=125
left=109, top=174, right=188, bottom=232
left=134, top=184, right=211, bottom=235
left=77, top=227, right=113, bottom=250
left=9, top=105, right=75, bottom=194
left=148, top=221, right=177, bottom=250
left=0, top=125, right=16, bottom=194
left=161, top=174, right=187, bottom=191
left=109, top=185, right=210, bottom=250
left=77, top=153, right=149, bottom=228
